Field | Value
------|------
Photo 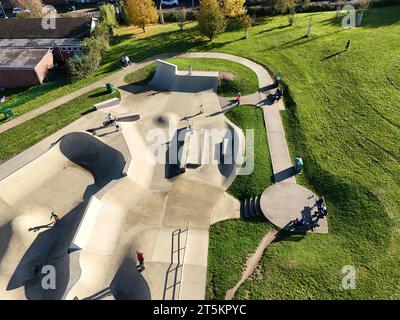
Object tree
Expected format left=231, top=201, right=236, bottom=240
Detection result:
left=124, top=0, right=158, bottom=32
left=197, top=0, right=226, bottom=41
left=236, top=14, right=252, bottom=38
left=176, top=8, right=186, bottom=31
left=159, top=3, right=165, bottom=24
left=11, top=0, right=45, bottom=18
left=356, top=0, right=370, bottom=26
left=99, top=4, right=118, bottom=27
left=221, top=0, right=246, bottom=17
left=274, top=0, right=297, bottom=14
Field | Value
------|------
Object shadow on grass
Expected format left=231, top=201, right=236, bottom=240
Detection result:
left=320, top=7, right=400, bottom=29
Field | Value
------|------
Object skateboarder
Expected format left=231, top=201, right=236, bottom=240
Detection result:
left=136, top=251, right=145, bottom=272
left=50, top=210, right=60, bottom=224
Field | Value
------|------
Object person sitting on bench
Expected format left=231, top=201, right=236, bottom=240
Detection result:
left=294, top=218, right=306, bottom=227
left=318, top=206, right=328, bottom=218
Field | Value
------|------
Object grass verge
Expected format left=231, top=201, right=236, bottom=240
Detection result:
left=0, top=88, right=120, bottom=161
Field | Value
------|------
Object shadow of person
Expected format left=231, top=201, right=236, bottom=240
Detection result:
left=28, top=221, right=56, bottom=233
left=110, top=257, right=151, bottom=300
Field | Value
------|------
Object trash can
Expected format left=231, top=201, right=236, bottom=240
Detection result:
left=2, top=108, right=14, bottom=119
left=294, top=156, right=303, bottom=174
left=274, top=74, right=281, bottom=86
left=106, top=82, right=114, bottom=93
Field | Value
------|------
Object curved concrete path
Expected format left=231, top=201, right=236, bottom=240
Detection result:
left=0, top=52, right=328, bottom=233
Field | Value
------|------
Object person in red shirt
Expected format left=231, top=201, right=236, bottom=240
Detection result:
left=136, top=251, right=145, bottom=272
left=236, top=92, right=241, bottom=106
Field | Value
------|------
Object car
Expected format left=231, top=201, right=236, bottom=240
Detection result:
left=12, top=7, right=30, bottom=15
left=160, top=0, right=179, bottom=6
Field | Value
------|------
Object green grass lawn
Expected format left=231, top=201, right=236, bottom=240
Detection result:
left=206, top=218, right=273, bottom=300
left=0, top=88, right=120, bottom=161
left=225, top=105, right=274, bottom=199
left=124, top=58, right=259, bottom=97
left=206, top=104, right=274, bottom=299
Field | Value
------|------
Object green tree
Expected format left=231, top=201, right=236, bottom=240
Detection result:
left=124, top=0, right=158, bottom=32
left=197, top=0, right=226, bottom=41
left=99, top=4, right=118, bottom=27
left=176, top=8, right=186, bottom=31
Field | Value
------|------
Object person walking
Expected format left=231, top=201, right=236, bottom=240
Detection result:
left=199, top=104, right=205, bottom=114
left=136, top=251, right=145, bottom=272
left=188, top=65, right=192, bottom=76
left=345, top=40, right=351, bottom=51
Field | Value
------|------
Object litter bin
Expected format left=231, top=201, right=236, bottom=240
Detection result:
left=294, top=156, right=303, bottom=174
left=106, top=82, right=114, bottom=93
left=1, top=108, right=14, bottom=119
left=274, top=74, right=281, bottom=87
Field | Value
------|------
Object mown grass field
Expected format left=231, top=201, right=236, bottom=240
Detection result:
left=206, top=104, right=274, bottom=299
left=124, top=58, right=259, bottom=97
left=2, top=5, right=399, bottom=299
left=0, top=88, right=120, bottom=161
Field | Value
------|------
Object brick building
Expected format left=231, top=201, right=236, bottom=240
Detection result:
left=0, top=48, right=54, bottom=88
left=0, top=17, right=96, bottom=63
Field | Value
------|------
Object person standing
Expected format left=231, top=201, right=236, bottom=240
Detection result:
left=236, top=92, right=241, bottom=106
left=345, top=40, right=351, bottom=51
left=50, top=210, right=60, bottom=224
left=188, top=65, right=192, bottom=76
left=136, top=251, right=145, bottom=272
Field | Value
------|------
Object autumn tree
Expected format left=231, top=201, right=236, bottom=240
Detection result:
left=197, top=0, right=226, bottom=41
left=11, top=0, right=45, bottom=18
left=274, top=0, right=298, bottom=14
left=220, top=0, right=246, bottom=17
left=124, top=0, right=158, bottom=32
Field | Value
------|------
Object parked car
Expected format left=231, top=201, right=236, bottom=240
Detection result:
left=12, top=7, right=30, bottom=15
left=160, top=0, right=179, bottom=6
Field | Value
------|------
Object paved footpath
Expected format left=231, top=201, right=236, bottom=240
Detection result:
left=0, top=52, right=327, bottom=233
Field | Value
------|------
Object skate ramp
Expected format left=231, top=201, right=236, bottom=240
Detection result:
left=0, top=132, right=126, bottom=300
left=149, top=59, right=219, bottom=93
left=59, top=132, right=126, bottom=188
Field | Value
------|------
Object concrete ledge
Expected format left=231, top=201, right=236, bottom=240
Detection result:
left=94, top=97, right=120, bottom=110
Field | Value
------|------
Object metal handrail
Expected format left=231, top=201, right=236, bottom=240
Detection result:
left=163, top=220, right=190, bottom=300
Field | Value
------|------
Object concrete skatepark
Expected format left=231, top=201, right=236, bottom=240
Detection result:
left=0, top=53, right=328, bottom=300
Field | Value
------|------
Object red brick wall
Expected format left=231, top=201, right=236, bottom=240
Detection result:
left=0, top=51, right=53, bottom=88
left=0, top=70, right=41, bottom=88
left=34, top=50, right=54, bottom=84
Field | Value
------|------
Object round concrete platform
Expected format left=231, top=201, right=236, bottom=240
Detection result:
left=260, top=182, right=328, bottom=233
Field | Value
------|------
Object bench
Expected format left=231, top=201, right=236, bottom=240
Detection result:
left=93, top=97, right=120, bottom=110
